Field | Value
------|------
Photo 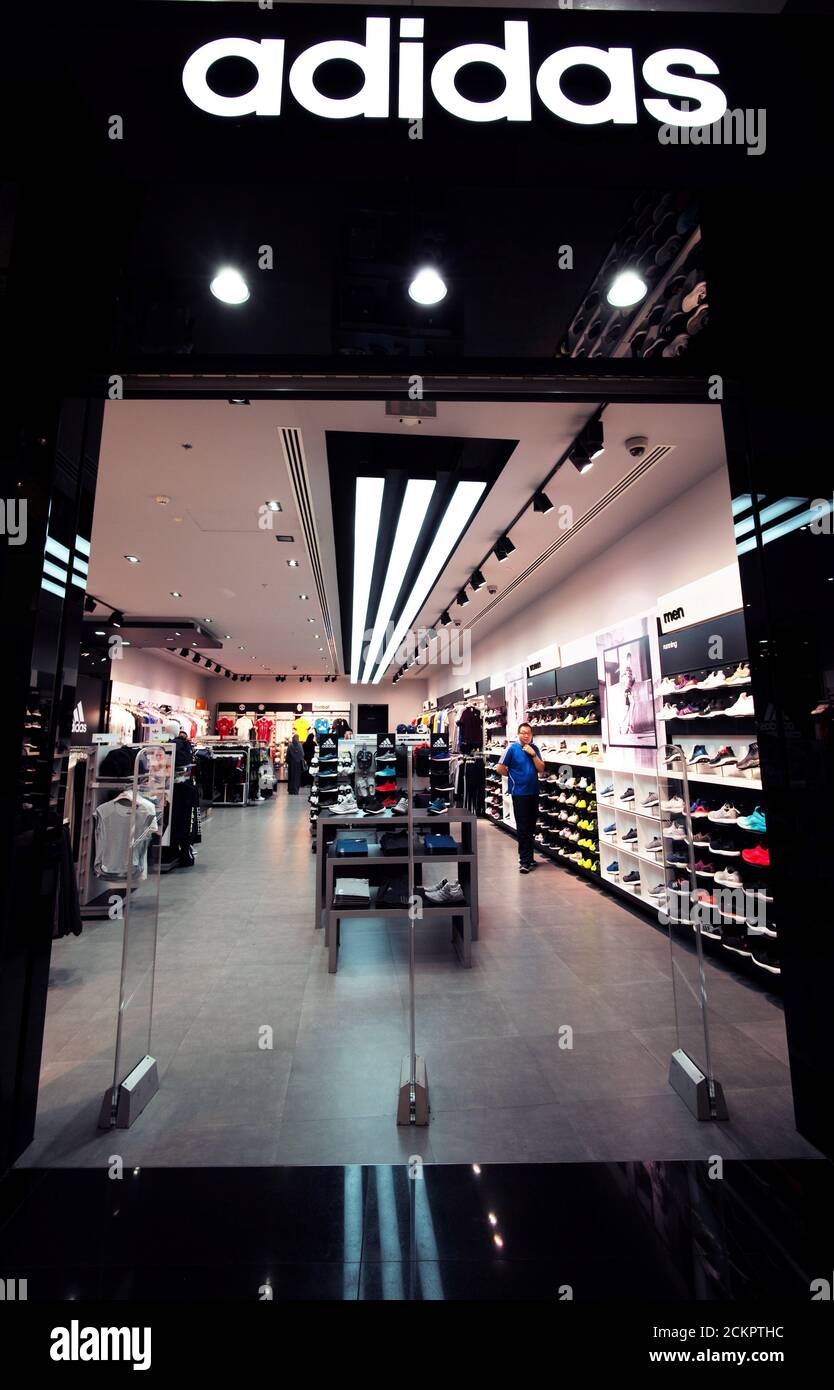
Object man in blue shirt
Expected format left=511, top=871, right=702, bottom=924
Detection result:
left=496, top=722, right=545, bottom=872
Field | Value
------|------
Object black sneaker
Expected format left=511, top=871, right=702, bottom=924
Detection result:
left=519, top=863, right=530, bottom=874
left=709, top=835, right=741, bottom=857
left=709, top=746, right=738, bottom=767
left=622, top=869, right=641, bottom=886
left=720, top=920, right=751, bottom=956
left=750, top=937, right=781, bottom=973
left=737, top=742, right=760, bottom=771
left=620, top=786, right=636, bottom=802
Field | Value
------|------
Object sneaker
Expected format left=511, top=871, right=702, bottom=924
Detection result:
left=692, top=829, right=710, bottom=846
left=603, top=823, right=617, bottom=836
left=708, top=746, right=737, bottom=767
left=663, top=745, right=682, bottom=764
left=392, top=796, right=409, bottom=815
left=714, top=866, right=743, bottom=888
left=749, top=938, right=780, bottom=974
left=709, top=835, right=740, bottom=857
left=606, top=860, right=620, bottom=876
left=658, top=674, right=680, bottom=696
left=687, top=745, right=710, bottom=765
left=600, top=784, right=614, bottom=797
left=744, top=880, right=773, bottom=905
left=708, top=803, right=740, bottom=823
left=332, top=796, right=363, bottom=816
left=696, top=668, right=728, bottom=690
left=742, top=843, right=770, bottom=866
left=736, top=805, right=766, bottom=833
left=588, top=744, right=601, bottom=757
left=424, top=879, right=465, bottom=904
left=427, top=798, right=450, bottom=814
left=725, top=662, right=751, bottom=686
left=736, top=742, right=760, bottom=772
left=376, top=780, right=398, bottom=793
left=726, top=693, right=755, bottom=717
left=648, top=882, right=667, bottom=901
left=689, top=800, right=711, bottom=817
left=576, top=742, right=590, bottom=756
left=664, top=822, right=687, bottom=840
left=642, top=791, right=660, bottom=809
left=657, top=703, right=679, bottom=720
left=519, top=863, right=530, bottom=874
left=622, top=869, right=641, bottom=886
left=645, top=836, right=663, bottom=852
left=667, top=849, right=689, bottom=868
left=620, top=786, right=635, bottom=802
left=661, top=794, right=685, bottom=812
left=677, top=702, right=704, bottom=719
left=720, top=921, right=751, bottom=956
left=693, top=860, right=716, bottom=878
left=621, top=827, right=638, bottom=842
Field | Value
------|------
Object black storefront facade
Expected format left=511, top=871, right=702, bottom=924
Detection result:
left=0, top=0, right=831, bottom=1195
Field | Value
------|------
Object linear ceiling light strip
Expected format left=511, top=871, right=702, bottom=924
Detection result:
left=281, top=426, right=339, bottom=670
left=371, top=480, right=486, bottom=684
left=351, top=477, right=385, bottom=683
left=360, top=479, right=436, bottom=684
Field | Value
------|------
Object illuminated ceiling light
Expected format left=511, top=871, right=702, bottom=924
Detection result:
left=493, top=535, right=515, bottom=562
left=124, top=554, right=140, bottom=564
left=224, top=634, right=231, bottom=639
left=210, top=267, right=250, bottom=304
left=606, top=268, right=647, bottom=308
left=360, top=478, right=436, bottom=683
left=265, top=499, right=282, bottom=512
left=582, top=417, right=605, bottom=460
left=298, top=594, right=309, bottom=600
left=287, top=559, right=299, bottom=568
left=408, top=267, right=447, bottom=306
left=155, top=495, right=170, bottom=505
left=202, top=617, right=212, bottom=622
left=372, top=480, right=486, bottom=684
left=350, top=476, right=385, bottom=683
left=532, top=490, right=554, bottom=514
left=306, top=617, right=315, bottom=624
left=111, top=611, right=123, bottom=627
left=569, top=441, right=595, bottom=475
left=94, top=629, right=106, bottom=636
left=170, top=591, right=182, bottom=598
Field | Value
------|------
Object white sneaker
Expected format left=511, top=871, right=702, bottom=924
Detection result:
left=726, top=693, right=754, bottom=717
left=725, top=663, right=751, bottom=686
left=424, top=879, right=465, bottom=905
left=707, top=803, right=740, bottom=822
left=696, top=668, right=726, bottom=690
left=661, top=795, right=685, bottom=811
left=714, top=867, right=743, bottom=888
left=332, top=796, right=362, bottom=816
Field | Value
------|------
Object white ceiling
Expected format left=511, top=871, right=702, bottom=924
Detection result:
left=91, top=396, right=725, bottom=681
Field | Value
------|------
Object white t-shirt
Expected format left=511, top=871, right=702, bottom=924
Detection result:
left=93, top=793, right=159, bottom=881
left=235, top=716, right=254, bottom=739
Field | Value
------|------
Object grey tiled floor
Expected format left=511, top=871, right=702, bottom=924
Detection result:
left=18, top=793, right=819, bottom=1167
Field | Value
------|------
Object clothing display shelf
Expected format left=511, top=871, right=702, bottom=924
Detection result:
left=194, top=738, right=265, bottom=806
left=75, top=742, right=175, bottom=918
left=314, top=806, right=479, bottom=973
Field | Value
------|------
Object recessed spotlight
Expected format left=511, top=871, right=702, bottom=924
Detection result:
left=170, top=591, right=182, bottom=598
left=110, top=610, right=123, bottom=628
left=173, top=516, right=185, bottom=524
left=224, top=634, right=231, bottom=639
left=408, top=267, right=447, bottom=305
left=202, top=617, right=212, bottom=623
left=287, top=559, right=299, bottom=568
left=180, top=443, right=193, bottom=450
left=175, top=632, right=181, bottom=637
left=192, top=642, right=198, bottom=647
left=124, top=554, right=140, bottom=564
left=210, top=268, right=250, bottom=305
left=155, top=495, right=170, bottom=505
left=314, top=634, right=320, bottom=639
left=94, top=629, right=106, bottom=636
left=298, top=594, right=309, bottom=600
left=265, top=500, right=282, bottom=512
left=606, top=269, right=647, bottom=308
left=238, top=645, right=246, bottom=650
left=306, top=617, right=315, bottom=624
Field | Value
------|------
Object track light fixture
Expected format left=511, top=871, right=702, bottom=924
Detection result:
left=83, top=595, right=96, bottom=613
left=224, top=670, right=231, bottom=678
left=456, top=589, right=469, bottom=607
left=440, top=610, right=451, bottom=626
left=111, top=610, right=123, bottom=628
left=470, top=569, right=486, bottom=591
left=191, top=653, right=201, bottom=663
left=493, top=535, right=516, bottom=562
left=569, top=417, right=604, bottom=473
left=532, top=490, right=554, bottom=514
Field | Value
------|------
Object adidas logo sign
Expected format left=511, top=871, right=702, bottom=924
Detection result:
left=72, top=701, right=87, bottom=734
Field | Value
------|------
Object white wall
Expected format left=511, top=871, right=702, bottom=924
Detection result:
left=211, top=675, right=428, bottom=728
left=429, top=466, right=738, bottom=694
left=114, top=647, right=213, bottom=703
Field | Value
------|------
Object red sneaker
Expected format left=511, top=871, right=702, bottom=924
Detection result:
left=741, top=843, right=770, bottom=867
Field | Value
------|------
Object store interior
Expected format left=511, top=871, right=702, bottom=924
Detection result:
left=21, top=393, right=821, bottom=1169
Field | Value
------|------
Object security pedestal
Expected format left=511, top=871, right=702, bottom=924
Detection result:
left=397, top=1055, right=429, bottom=1127
left=669, top=1048, right=728, bottom=1121
left=98, top=1054, right=159, bottom=1129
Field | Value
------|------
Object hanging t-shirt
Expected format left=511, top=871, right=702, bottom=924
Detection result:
left=314, top=717, right=330, bottom=737
left=93, top=793, right=159, bottom=880
left=293, top=716, right=311, bottom=741
left=255, top=717, right=273, bottom=743
left=235, top=715, right=254, bottom=740
left=217, top=715, right=235, bottom=738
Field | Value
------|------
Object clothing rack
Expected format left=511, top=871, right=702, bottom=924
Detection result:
left=74, top=743, right=175, bottom=918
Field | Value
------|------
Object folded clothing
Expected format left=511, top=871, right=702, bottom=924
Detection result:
left=423, top=833, right=458, bottom=855
left=333, top=876, right=370, bottom=908
left=380, top=831, right=409, bottom=856
left=376, top=875, right=410, bottom=908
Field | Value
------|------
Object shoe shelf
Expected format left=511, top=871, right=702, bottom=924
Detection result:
left=664, top=767, right=762, bottom=792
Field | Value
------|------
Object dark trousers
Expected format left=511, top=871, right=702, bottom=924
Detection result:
left=512, top=793, right=539, bottom=866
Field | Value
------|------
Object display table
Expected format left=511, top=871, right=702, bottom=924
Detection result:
left=314, top=807, right=479, bottom=973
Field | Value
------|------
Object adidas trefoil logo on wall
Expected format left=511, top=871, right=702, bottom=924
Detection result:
left=72, top=701, right=87, bottom=734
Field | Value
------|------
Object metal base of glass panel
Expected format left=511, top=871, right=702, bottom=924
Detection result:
left=98, top=1055, right=159, bottom=1129
left=397, top=1056, right=429, bottom=1127
left=669, top=1047, right=729, bottom=1121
